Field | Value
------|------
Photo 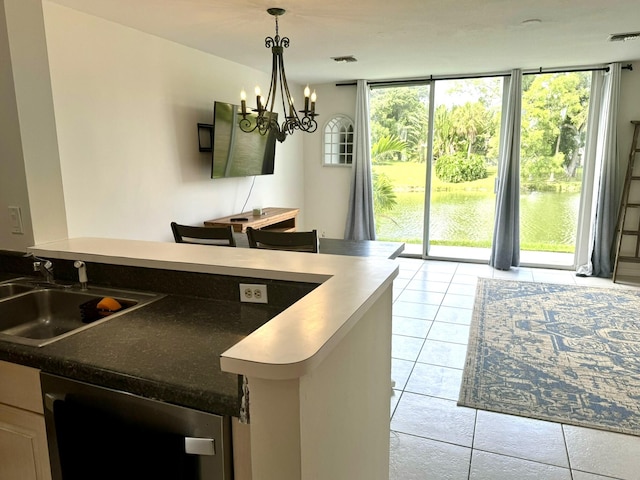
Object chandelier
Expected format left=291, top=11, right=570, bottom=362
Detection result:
left=239, top=8, right=317, bottom=143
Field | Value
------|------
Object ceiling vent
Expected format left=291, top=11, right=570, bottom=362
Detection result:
left=609, top=31, right=640, bottom=42
left=331, top=56, right=358, bottom=63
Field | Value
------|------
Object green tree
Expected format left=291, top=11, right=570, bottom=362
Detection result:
left=370, top=87, right=429, bottom=162
left=371, top=135, right=406, bottom=215
left=431, top=78, right=502, bottom=165
left=371, top=135, right=407, bottom=165
left=521, top=153, right=565, bottom=182
left=435, top=153, right=488, bottom=183
left=521, top=72, right=590, bottom=178
left=372, top=173, right=397, bottom=213
left=433, top=105, right=456, bottom=158
left=438, top=78, right=502, bottom=161
left=451, top=101, right=493, bottom=158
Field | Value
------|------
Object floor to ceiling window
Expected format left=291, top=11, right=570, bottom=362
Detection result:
left=370, top=70, right=592, bottom=267
left=427, top=77, right=503, bottom=260
left=519, top=71, right=591, bottom=266
left=370, top=78, right=504, bottom=258
left=370, top=84, right=430, bottom=255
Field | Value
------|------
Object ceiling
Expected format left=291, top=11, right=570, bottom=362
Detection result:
left=48, top=0, right=640, bottom=85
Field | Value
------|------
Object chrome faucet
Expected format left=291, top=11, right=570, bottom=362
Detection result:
left=33, top=259, right=55, bottom=283
left=25, top=253, right=55, bottom=284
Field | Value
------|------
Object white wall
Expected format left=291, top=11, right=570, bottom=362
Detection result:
left=303, top=83, right=356, bottom=238
left=0, top=0, right=68, bottom=251
left=618, top=61, right=640, bottom=183
left=0, top=0, right=33, bottom=251
left=615, top=61, right=640, bottom=278
left=39, top=2, right=304, bottom=243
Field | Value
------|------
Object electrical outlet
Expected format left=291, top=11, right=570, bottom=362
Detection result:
left=239, top=283, right=268, bottom=304
left=8, top=206, right=24, bottom=234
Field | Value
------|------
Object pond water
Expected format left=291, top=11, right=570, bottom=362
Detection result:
left=375, top=190, right=581, bottom=252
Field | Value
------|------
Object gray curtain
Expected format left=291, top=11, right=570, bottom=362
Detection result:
left=574, top=72, right=604, bottom=276
left=576, top=63, right=621, bottom=277
left=489, top=70, right=522, bottom=270
left=344, top=79, right=376, bottom=240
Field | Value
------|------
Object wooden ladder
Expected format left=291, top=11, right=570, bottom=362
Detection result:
left=613, top=120, right=640, bottom=283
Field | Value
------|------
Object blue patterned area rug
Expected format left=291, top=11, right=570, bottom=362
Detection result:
left=458, top=278, right=640, bottom=436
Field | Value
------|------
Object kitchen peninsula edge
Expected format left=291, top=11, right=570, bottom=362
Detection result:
left=27, top=237, right=398, bottom=480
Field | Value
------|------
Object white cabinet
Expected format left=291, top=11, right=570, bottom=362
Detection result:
left=0, top=403, right=50, bottom=480
left=232, top=417, right=252, bottom=480
left=0, top=361, right=51, bottom=480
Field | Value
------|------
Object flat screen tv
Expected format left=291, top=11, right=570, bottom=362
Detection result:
left=211, top=101, right=277, bottom=179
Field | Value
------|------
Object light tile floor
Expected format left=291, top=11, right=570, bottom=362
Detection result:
left=389, top=257, right=640, bottom=480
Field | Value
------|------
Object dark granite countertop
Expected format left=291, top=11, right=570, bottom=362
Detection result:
left=0, top=286, right=281, bottom=417
left=0, top=249, right=319, bottom=417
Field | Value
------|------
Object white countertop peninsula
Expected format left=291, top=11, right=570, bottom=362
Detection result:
left=29, top=237, right=397, bottom=480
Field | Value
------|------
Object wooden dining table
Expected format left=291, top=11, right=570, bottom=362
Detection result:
left=232, top=233, right=404, bottom=259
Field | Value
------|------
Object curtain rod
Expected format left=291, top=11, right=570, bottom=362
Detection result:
left=336, top=63, right=633, bottom=87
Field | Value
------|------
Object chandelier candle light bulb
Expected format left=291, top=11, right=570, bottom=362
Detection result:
left=238, top=7, right=318, bottom=143
left=240, top=89, right=247, bottom=115
left=304, top=85, right=310, bottom=111
left=255, top=86, right=263, bottom=113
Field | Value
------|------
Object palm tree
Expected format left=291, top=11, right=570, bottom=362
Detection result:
left=452, top=102, right=491, bottom=158
left=371, top=135, right=406, bottom=216
left=372, top=172, right=396, bottom=212
left=433, top=105, right=456, bottom=158
left=372, top=135, right=408, bottom=164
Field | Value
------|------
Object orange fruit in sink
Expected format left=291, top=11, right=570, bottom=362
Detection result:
left=96, top=297, right=122, bottom=312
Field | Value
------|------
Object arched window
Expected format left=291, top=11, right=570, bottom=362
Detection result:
left=323, top=115, right=354, bottom=166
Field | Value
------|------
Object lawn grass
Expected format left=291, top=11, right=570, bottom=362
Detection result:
left=374, top=161, right=497, bottom=192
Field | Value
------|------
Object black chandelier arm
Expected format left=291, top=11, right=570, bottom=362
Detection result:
left=239, top=116, right=257, bottom=134
left=265, top=35, right=276, bottom=48
left=257, top=113, right=278, bottom=134
left=265, top=34, right=289, bottom=49
left=238, top=8, right=318, bottom=143
left=276, top=54, right=298, bottom=123
left=262, top=47, right=280, bottom=115
left=282, top=118, right=298, bottom=135
left=298, top=115, right=318, bottom=133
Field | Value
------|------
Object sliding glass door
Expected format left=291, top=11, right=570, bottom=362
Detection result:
left=370, top=84, right=430, bottom=255
left=519, top=71, right=591, bottom=266
left=426, top=77, right=503, bottom=260
left=370, top=78, right=503, bottom=259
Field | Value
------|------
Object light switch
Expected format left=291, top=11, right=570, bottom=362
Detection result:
left=8, top=206, right=24, bottom=234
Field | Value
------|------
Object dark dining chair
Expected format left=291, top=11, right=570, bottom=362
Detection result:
left=170, top=222, right=236, bottom=247
left=246, top=227, right=318, bottom=253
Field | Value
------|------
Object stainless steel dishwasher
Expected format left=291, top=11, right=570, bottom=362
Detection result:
left=41, top=373, right=233, bottom=480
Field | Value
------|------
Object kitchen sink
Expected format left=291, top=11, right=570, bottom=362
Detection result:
left=0, top=282, right=36, bottom=299
left=0, top=281, right=162, bottom=347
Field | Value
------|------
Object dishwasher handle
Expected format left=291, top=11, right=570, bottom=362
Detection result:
left=44, top=392, right=66, bottom=413
left=185, top=437, right=216, bottom=456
